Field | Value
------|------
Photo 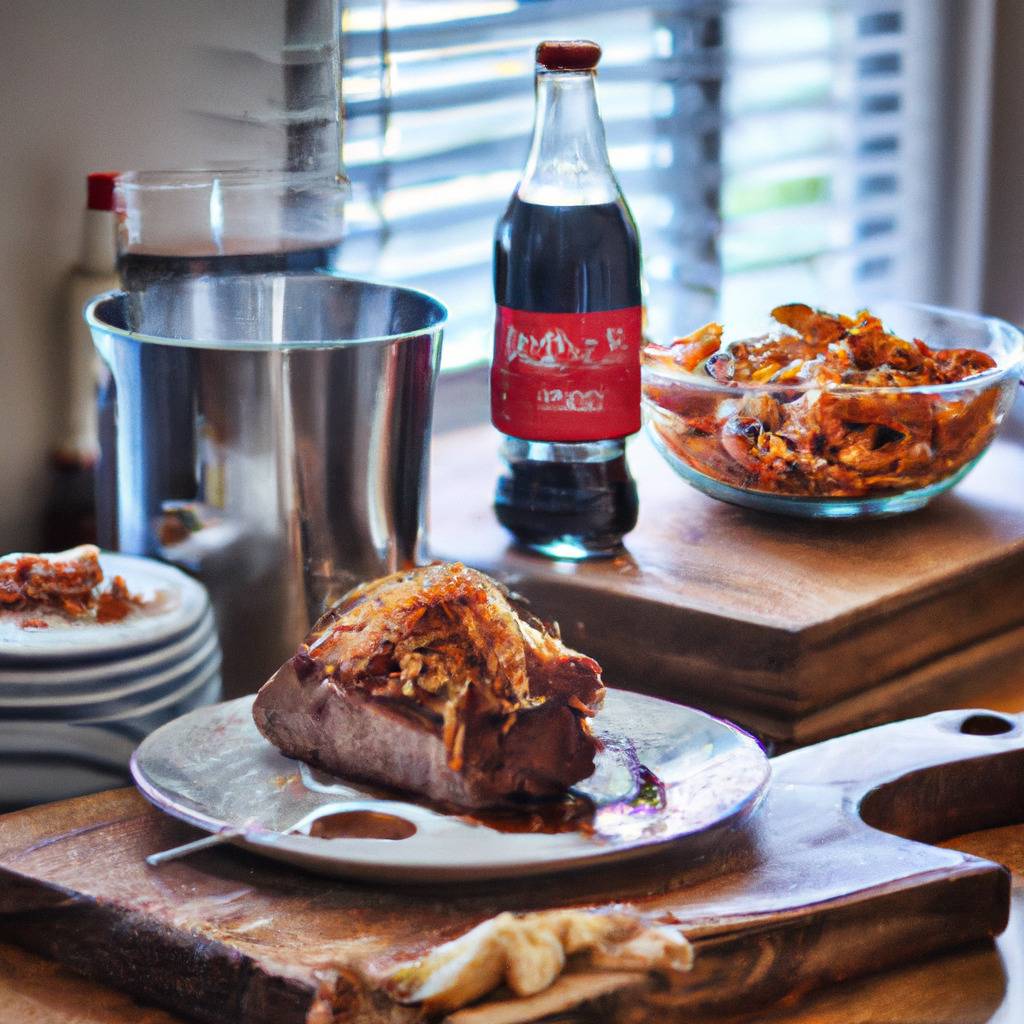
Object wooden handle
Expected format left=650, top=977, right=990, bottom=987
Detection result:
left=642, top=708, right=1022, bottom=1014
left=776, top=708, right=1024, bottom=842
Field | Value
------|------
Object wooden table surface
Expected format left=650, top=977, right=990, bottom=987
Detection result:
left=2, top=825, right=1024, bottom=1024
left=2, top=673, right=1023, bottom=1024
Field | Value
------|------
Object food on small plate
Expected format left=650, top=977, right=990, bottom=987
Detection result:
left=253, top=562, right=605, bottom=809
left=0, top=544, right=145, bottom=625
left=643, top=304, right=1001, bottom=498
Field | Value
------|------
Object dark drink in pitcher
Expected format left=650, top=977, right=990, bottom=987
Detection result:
left=117, top=240, right=340, bottom=291
left=491, top=40, right=641, bottom=559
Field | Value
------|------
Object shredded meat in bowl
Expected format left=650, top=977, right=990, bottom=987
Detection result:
left=642, top=304, right=1002, bottom=499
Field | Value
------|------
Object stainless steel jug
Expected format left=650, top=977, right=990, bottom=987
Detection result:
left=87, top=273, right=446, bottom=696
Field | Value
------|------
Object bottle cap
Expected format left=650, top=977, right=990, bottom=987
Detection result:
left=87, top=171, right=119, bottom=212
left=535, top=40, right=601, bottom=72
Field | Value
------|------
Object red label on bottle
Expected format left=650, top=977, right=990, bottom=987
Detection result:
left=491, top=306, right=642, bottom=442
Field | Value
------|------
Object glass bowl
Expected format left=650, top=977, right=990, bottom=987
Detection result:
left=642, top=302, right=1024, bottom=518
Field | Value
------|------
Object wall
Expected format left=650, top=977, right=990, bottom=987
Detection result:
left=0, top=0, right=286, bottom=550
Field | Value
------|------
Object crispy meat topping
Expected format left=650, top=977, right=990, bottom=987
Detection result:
left=643, top=305, right=1002, bottom=499
left=258, top=565, right=606, bottom=794
left=0, top=546, right=146, bottom=623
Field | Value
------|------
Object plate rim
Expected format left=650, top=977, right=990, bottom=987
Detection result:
left=0, top=647, right=222, bottom=716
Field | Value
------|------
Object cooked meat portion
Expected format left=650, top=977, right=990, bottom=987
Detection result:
left=0, top=545, right=146, bottom=624
left=252, top=563, right=605, bottom=809
left=0, top=545, right=103, bottom=615
left=0, top=544, right=149, bottom=624
left=643, top=305, right=1002, bottom=498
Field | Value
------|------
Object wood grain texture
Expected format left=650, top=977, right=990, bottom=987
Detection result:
left=7, top=822, right=1024, bottom=1024
left=428, top=400, right=1024, bottom=744
left=1, top=708, right=1024, bottom=1023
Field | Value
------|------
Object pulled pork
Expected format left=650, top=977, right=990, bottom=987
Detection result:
left=643, top=304, right=1001, bottom=498
left=253, top=563, right=605, bottom=809
left=0, top=545, right=142, bottom=624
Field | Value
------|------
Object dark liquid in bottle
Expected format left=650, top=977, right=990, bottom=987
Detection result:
left=493, top=447, right=638, bottom=554
left=117, top=241, right=340, bottom=290
left=495, top=198, right=641, bottom=312
left=493, top=198, right=641, bottom=555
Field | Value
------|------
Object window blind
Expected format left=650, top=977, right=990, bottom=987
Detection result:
left=337, top=0, right=949, bottom=368
left=719, top=0, right=946, bottom=332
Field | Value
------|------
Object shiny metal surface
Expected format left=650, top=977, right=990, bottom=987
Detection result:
left=131, top=689, right=771, bottom=882
left=87, top=274, right=446, bottom=696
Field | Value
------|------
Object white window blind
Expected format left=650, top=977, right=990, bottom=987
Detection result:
left=719, top=0, right=947, bottom=332
left=337, top=0, right=953, bottom=368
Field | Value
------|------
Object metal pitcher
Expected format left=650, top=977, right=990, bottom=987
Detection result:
left=87, top=273, right=446, bottom=697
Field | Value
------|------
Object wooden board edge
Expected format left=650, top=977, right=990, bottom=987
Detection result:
left=669, top=863, right=1010, bottom=1014
left=0, top=871, right=321, bottom=1024
left=646, top=623, right=1024, bottom=747
left=785, top=626, right=1024, bottom=747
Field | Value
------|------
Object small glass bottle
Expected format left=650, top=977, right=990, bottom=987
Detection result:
left=491, top=40, right=641, bottom=559
left=43, top=172, right=119, bottom=551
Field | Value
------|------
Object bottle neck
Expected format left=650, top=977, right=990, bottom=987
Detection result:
left=518, top=70, right=618, bottom=206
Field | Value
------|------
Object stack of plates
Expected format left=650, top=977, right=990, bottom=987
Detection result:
left=0, top=553, right=221, bottom=809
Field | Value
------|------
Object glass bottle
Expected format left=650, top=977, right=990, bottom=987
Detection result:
left=42, top=172, right=119, bottom=551
left=491, top=40, right=641, bottom=559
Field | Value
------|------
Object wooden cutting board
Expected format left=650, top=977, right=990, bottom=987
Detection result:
left=1, top=707, right=1022, bottom=1023
left=429, top=400, right=1024, bottom=747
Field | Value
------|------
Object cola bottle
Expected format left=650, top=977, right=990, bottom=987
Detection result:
left=492, top=40, right=641, bottom=559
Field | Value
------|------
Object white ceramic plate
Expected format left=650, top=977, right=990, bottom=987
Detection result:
left=77, top=661, right=222, bottom=730
left=131, top=690, right=770, bottom=883
left=0, top=609, right=217, bottom=693
left=0, top=553, right=209, bottom=663
left=0, top=719, right=137, bottom=761
left=0, top=636, right=221, bottom=716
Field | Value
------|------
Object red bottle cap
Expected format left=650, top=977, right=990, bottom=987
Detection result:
left=535, top=40, right=602, bottom=72
left=87, top=171, right=119, bottom=212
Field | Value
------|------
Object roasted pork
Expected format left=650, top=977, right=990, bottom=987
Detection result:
left=252, top=563, right=604, bottom=809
